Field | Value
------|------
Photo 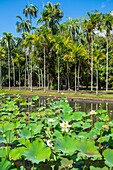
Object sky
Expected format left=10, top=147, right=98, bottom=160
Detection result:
left=0, top=0, right=113, bottom=37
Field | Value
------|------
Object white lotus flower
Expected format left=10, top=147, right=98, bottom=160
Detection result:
left=60, top=121, right=71, bottom=132
left=46, top=140, right=53, bottom=148
left=90, top=110, right=97, bottom=115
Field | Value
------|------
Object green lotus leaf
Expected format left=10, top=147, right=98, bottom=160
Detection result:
left=87, top=128, right=100, bottom=139
left=27, top=123, right=43, bottom=135
left=59, top=157, right=73, bottom=169
left=62, top=105, right=73, bottom=114
left=3, top=122, right=15, bottom=132
left=4, top=131, right=15, bottom=143
left=23, top=139, right=51, bottom=164
left=103, top=148, right=113, bottom=168
left=62, top=112, right=72, bottom=122
left=0, top=135, right=6, bottom=143
left=72, top=112, right=86, bottom=121
left=32, top=96, right=39, bottom=101
left=19, top=128, right=31, bottom=139
left=72, top=121, right=82, bottom=128
left=82, top=122, right=91, bottom=130
left=0, top=147, right=10, bottom=158
left=94, top=122, right=105, bottom=130
left=0, top=159, right=12, bottom=170
left=54, top=135, right=77, bottom=155
left=9, top=147, right=26, bottom=160
left=75, top=132, right=88, bottom=140
left=90, top=166, right=108, bottom=170
left=76, top=140, right=101, bottom=159
left=97, top=135, right=110, bottom=143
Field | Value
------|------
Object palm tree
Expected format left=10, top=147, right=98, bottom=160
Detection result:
left=2, top=32, right=14, bottom=90
left=93, top=49, right=105, bottom=95
left=64, top=42, right=88, bottom=93
left=82, top=11, right=102, bottom=91
left=23, top=33, right=36, bottom=91
left=102, top=13, right=113, bottom=92
left=23, top=2, right=38, bottom=31
left=16, top=16, right=31, bottom=33
left=38, top=2, right=63, bottom=35
left=0, top=46, right=6, bottom=89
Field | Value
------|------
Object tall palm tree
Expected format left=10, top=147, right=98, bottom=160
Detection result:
left=102, top=13, right=113, bottom=92
left=0, top=46, right=6, bottom=89
left=16, top=16, right=31, bottom=33
left=64, top=42, right=88, bottom=93
left=23, top=3, right=38, bottom=31
left=23, top=33, right=36, bottom=91
left=38, top=2, right=63, bottom=35
left=2, top=32, right=14, bottom=90
left=82, top=11, right=102, bottom=91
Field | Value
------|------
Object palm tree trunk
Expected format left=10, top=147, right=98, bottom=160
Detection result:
left=30, top=55, right=32, bottom=92
left=91, top=38, right=93, bottom=92
left=41, top=69, right=43, bottom=88
left=19, top=67, right=20, bottom=90
left=106, top=38, right=108, bottom=92
left=12, top=59, right=15, bottom=87
left=44, top=46, right=46, bottom=92
left=0, top=60, right=2, bottom=90
left=96, top=66, right=98, bottom=95
left=75, top=64, right=77, bottom=93
left=8, top=45, right=10, bottom=90
left=58, top=55, right=60, bottom=93
left=77, top=63, right=80, bottom=91
left=67, top=62, right=70, bottom=90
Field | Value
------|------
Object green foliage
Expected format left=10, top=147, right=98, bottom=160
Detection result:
left=0, top=94, right=112, bottom=169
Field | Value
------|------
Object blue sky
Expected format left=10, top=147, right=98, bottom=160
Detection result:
left=0, top=0, right=113, bottom=37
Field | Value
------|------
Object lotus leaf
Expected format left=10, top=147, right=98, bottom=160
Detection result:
left=72, top=112, right=86, bottom=121
left=94, top=122, right=105, bottom=131
left=59, top=157, right=73, bottom=169
left=103, top=148, right=113, bottom=168
left=0, top=159, right=12, bottom=170
left=32, top=96, right=39, bottom=101
left=23, top=139, right=51, bottom=164
left=27, top=123, right=43, bottom=135
left=9, top=147, right=26, bottom=160
left=76, top=140, right=101, bottom=159
left=90, top=166, right=108, bottom=170
left=54, top=135, right=77, bottom=155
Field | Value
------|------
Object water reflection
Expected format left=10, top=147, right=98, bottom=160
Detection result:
left=36, top=97, right=113, bottom=119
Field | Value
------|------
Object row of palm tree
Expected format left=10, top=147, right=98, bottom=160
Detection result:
left=0, top=2, right=113, bottom=94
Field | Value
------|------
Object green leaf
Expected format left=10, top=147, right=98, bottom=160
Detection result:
left=90, top=166, right=108, bottom=170
left=9, top=147, right=26, bottom=160
left=0, top=159, right=12, bottom=170
left=23, top=139, right=51, bottom=164
left=32, top=96, right=39, bottom=101
left=19, top=128, right=31, bottom=139
left=76, top=140, right=101, bottom=159
left=72, top=112, right=86, bottom=121
left=103, top=148, right=113, bottom=168
left=54, top=135, right=77, bottom=155
left=59, top=157, right=73, bottom=169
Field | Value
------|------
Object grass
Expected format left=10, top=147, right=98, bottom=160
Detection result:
left=0, top=89, right=113, bottom=101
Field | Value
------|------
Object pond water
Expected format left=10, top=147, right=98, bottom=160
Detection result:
left=30, top=96, right=113, bottom=119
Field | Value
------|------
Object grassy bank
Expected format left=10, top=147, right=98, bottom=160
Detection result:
left=0, top=89, right=113, bottom=101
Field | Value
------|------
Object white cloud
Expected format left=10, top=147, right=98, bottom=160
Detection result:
left=101, top=2, right=106, bottom=9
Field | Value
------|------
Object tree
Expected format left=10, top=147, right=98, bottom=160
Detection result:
left=102, top=13, right=113, bottom=92
left=38, top=2, right=63, bottom=35
left=82, top=11, right=102, bottom=91
left=0, top=46, right=6, bottom=89
left=23, top=3, right=38, bottom=26
left=16, top=16, right=31, bottom=33
left=64, top=42, right=88, bottom=92
left=2, top=32, right=14, bottom=90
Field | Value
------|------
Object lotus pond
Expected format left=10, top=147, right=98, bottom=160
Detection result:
left=0, top=94, right=113, bottom=170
